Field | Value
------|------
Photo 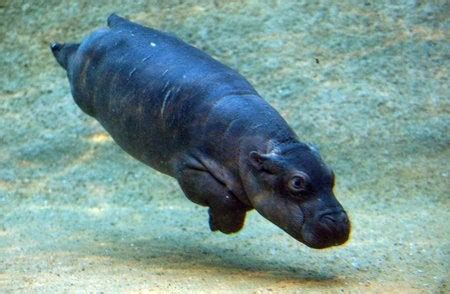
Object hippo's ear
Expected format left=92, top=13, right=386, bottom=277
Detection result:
left=249, top=151, right=272, bottom=170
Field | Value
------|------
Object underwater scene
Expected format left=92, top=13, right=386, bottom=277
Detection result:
left=1, top=1, right=449, bottom=293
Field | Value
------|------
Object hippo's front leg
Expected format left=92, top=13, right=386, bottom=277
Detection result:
left=175, top=160, right=248, bottom=234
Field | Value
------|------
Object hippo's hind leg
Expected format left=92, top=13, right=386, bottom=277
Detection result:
left=50, top=42, right=79, bottom=70
left=107, top=13, right=132, bottom=28
left=176, top=166, right=248, bottom=234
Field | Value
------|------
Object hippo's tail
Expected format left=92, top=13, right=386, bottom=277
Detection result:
left=50, top=42, right=79, bottom=70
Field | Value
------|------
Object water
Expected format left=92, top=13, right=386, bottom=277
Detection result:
left=1, top=1, right=449, bottom=292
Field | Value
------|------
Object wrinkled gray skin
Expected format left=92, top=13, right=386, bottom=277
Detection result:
left=51, top=14, right=350, bottom=249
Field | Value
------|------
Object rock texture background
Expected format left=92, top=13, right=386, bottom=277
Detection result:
left=1, top=0, right=449, bottom=292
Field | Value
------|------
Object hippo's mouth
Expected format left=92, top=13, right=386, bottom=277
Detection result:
left=249, top=191, right=351, bottom=249
left=299, top=211, right=351, bottom=249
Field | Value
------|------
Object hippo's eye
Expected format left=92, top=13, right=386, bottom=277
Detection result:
left=288, top=173, right=310, bottom=194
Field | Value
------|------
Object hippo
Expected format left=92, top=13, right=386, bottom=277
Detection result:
left=51, top=14, right=350, bottom=249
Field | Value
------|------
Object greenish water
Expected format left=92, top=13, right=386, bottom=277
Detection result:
left=1, top=1, right=449, bottom=292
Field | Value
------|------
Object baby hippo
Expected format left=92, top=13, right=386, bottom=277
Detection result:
left=51, top=14, right=350, bottom=249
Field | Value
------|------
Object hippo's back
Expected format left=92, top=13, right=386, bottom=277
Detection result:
left=66, top=15, right=259, bottom=174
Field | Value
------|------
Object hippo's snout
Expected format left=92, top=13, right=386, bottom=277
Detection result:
left=301, top=210, right=351, bottom=249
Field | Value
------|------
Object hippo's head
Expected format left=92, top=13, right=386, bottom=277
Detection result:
left=245, top=143, right=350, bottom=249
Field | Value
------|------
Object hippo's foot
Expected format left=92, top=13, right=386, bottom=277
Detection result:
left=208, top=205, right=246, bottom=234
left=176, top=161, right=248, bottom=234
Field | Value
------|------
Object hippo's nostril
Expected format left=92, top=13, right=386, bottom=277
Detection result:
left=319, top=211, right=350, bottom=235
left=303, top=210, right=350, bottom=249
left=321, top=214, right=336, bottom=224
